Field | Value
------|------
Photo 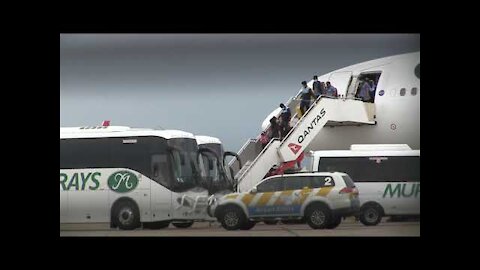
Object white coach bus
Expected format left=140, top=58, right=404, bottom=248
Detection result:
left=60, top=126, right=228, bottom=230
left=196, top=135, right=242, bottom=194
left=310, top=144, right=419, bottom=226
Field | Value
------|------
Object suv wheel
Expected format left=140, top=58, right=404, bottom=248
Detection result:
left=220, top=205, right=246, bottom=230
left=305, top=204, right=331, bottom=229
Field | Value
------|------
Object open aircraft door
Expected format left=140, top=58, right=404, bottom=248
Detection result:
left=328, top=71, right=352, bottom=97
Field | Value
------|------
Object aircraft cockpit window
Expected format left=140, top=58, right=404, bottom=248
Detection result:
left=415, top=64, right=420, bottom=79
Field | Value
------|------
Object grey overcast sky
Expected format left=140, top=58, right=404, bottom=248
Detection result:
left=60, top=34, right=420, bottom=151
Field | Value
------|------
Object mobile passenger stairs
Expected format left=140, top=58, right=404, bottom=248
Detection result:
left=229, top=93, right=376, bottom=192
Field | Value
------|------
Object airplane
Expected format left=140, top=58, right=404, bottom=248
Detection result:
left=261, top=51, right=420, bottom=152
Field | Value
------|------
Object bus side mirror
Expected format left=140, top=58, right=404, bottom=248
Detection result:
left=250, top=187, right=257, bottom=194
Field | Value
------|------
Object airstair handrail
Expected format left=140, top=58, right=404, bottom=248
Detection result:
left=229, top=94, right=297, bottom=167
left=236, top=137, right=280, bottom=184
left=235, top=93, right=306, bottom=184
left=260, top=95, right=297, bottom=136
left=278, top=95, right=332, bottom=148
left=227, top=138, right=256, bottom=167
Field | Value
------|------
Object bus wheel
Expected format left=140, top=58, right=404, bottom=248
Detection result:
left=326, top=216, right=342, bottom=229
left=113, top=200, right=140, bottom=230
left=172, top=221, right=194, bottom=229
left=359, top=203, right=383, bottom=226
left=219, top=205, right=246, bottom=230
left=305, top=203, right=331, bottom=229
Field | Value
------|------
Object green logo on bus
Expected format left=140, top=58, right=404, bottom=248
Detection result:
left=108, top=171, right=138, bottom=193
left=383, top=183, right=420, bottom=198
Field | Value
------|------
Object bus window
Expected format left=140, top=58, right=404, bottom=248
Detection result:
left=171, top=151, right=192, bottom=184
left=110, top=137, right=149, bottom=177
left=151, top=154, right=170, bottom=188
left=60, top=138, right=111, bottom=169
left=318, top=156, right=419, bottom=182
left=200, top=153, right=219, bottom=181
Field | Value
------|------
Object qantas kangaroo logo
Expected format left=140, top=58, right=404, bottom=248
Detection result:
left=288, top=143, right=302, bottom=154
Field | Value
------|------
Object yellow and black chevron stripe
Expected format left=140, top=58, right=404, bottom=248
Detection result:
left=222, top=187, right=334, bottom=208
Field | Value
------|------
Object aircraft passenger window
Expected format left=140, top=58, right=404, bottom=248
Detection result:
left=400, top=88, right=406, bottom=96
left=411, top=87, right=418, bottom=96
left=415, top=64, right=420, bottom=79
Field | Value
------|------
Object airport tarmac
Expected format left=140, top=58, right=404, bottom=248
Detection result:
left=60, top=218, right=420, bottom=237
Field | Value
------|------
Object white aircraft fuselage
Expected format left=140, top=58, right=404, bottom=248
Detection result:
left=303, top=52, right=420, bottom=151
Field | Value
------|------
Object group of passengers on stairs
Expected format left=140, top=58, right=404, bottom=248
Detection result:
left=255, top=75, right=376, bottom=179
left=258, top=76, right=339, bottom=179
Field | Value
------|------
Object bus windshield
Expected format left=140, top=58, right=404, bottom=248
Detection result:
left=199, top=143, right=224, bottom=182
left=168, top=138, right=201, bottom=190
left=198, top=143, right=235, bottom=193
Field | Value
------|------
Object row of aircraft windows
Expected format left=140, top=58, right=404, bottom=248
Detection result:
left=383, top=87, right=419, bottom=97
left=399, top=87, right=418, bottom=96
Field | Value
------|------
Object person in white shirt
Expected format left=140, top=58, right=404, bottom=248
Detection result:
left=299, top=81, right=315, bottom=115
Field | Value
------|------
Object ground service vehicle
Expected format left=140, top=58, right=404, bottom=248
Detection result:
left=213, top=172, right=359, bottom=230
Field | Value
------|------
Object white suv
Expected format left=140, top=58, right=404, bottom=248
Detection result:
left=212, top=172, right=360, bottom=230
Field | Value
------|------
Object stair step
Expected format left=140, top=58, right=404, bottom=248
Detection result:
left=234, top=160, right=253, bottom=180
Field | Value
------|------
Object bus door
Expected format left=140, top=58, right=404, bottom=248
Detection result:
left=198, top=148, right=220, bottom=193
left=224, top=151, right=241, bottom=192
left=170, top=147, right=210, bottom=220
left=150, top=154, right=174, bottom=221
